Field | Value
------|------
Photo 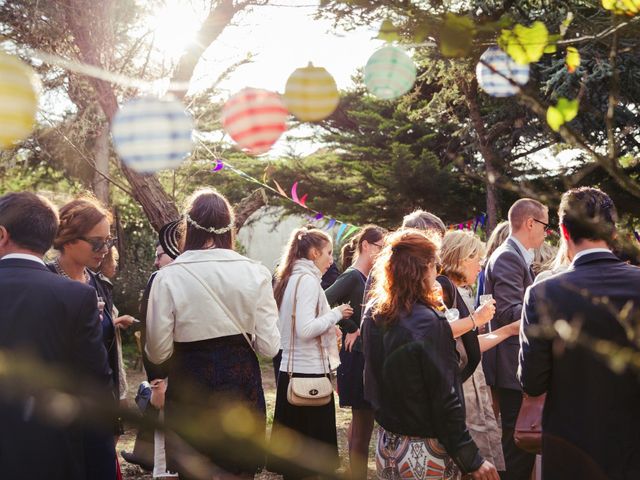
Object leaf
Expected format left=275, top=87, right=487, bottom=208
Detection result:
left=546, top=98, right=579, bottom=132
left=566, top=47, right=580, bottom=73
left=377, top=19, right=400, bottom=42
left=498, top=21, right=549, bottom=65
left=602, top=0, right=640, bottom=15
left=439, top=13, right=476, bottom=58
left=544, top=34, right=561, bottom=54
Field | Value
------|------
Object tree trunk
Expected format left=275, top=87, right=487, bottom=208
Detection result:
left=234, top=189, right=266, bottom=230
left=92, top=124, right=110, bottom=205
left=463, top=78, right=500, bottom=234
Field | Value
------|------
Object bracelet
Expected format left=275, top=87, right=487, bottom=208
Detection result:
left=469, top=312, right=478, bottom=332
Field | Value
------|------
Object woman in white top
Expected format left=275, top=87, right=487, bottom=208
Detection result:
left=146, top=188, right=281, bottom=479
left=267, top=227, right=353, bottom=480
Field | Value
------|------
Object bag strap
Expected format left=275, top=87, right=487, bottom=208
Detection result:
left=287, top=274, right=326, bottom=378
left=176, top=263, right=255, bottom=353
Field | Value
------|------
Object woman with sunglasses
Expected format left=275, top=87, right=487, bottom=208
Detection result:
left=48, top=196, right=124, bottom=480
left=324, top=224, right=386, bottom=480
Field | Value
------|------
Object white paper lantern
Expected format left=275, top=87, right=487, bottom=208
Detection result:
left=364, top=46, right=417, bottom=100
left=476, top=47, right=530, bottom=97
left=111, top=97, right=194, bottom=173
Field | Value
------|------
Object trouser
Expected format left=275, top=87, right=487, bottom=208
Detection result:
left=497, top=387, right=535, bottom=480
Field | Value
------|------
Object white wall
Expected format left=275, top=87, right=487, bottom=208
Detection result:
left=237, top=206, right=307, bottom=272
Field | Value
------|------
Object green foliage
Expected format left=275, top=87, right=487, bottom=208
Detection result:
left=499, top=21, right=549, bottom=65
left=546, top=98, right=579, bottom=132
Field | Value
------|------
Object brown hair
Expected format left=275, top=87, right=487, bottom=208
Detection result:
left=98, top=246, right=119, bottom=278
left=341, top=238, right=356, bottom=271
left=371, top=229, right=440, bottom=327
left=440, top=231, right=486, bottom=285
left=54, top=196, right=112, bottom=251
left=183, top=188, right=234, bottom=251
left=508, top=198, right=547, bottom=231
left=354, top=224, right=387, bottom=253
left=273, top=227, right=332, bottom=307
left=559, top=187, right=617, bottom=244
left=0, top=192, right=59, bottom=255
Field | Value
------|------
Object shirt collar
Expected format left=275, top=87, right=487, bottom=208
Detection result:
left=1, top=253, right=46, bottom=266
left=508, top=235, right=535, bottom=267
left=572, top=248, right=612, bottom=264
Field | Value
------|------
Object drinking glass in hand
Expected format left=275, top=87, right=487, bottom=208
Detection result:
left=97, top=295, right=105, bottom=322
left=479, top=294, right=493, bottom=306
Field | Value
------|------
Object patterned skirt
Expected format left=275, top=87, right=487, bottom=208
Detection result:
left=375, top=427, right=461, bottom=480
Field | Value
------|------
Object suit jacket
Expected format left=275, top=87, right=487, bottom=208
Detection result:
left=519, top=252, right=640, bottom=480
left=482, top=238, right=534, bottom=390
left=0, top=258, right=112, bottom=480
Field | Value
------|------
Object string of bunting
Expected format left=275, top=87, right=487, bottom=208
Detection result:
left=194, top=135, right=362, bottom=245
left=448, top=214, right=487, bottom=232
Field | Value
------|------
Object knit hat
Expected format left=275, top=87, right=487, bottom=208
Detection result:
left=158, top=220, right=182, bottom=259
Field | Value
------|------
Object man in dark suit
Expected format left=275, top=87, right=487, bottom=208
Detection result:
left=519, top=187, right=640, bottom=480
left=483, top=198, right=548, bottom=480
left=0, top=192, right=113, bottom=479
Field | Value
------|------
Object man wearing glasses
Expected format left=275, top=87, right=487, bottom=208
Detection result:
left=482, top=198, right=548, bottom=480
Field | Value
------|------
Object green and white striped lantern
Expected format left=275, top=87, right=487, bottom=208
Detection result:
left=364, top=46, right=416, bottom=100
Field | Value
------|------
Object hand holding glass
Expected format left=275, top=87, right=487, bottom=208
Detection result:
left=479, top=294, right=493, bottom=306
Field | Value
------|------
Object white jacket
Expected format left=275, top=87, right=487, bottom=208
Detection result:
left=146, top=249, right=281, bottom=364
left=279, top=259, right=342, bottom=374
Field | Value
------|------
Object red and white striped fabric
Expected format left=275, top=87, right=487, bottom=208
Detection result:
left=222, top=88, right=288, bottom=155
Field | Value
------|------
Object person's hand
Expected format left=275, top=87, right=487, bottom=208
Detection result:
left=344, top=329, right=360, bottom=352
left=114, top=315, right=136, bottom=329
left=474, top=299, right=496, bottom=327
left=470, top=460, right=499, bottom=480
left=150, top=379, right=167, bottom=410
left=338, top=304, right=354, bottom=319
left=506, top=319, right=521, bottom=336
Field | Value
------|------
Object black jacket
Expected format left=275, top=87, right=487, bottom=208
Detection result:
left=0, top=258, right=112, bottom=479
left=519, top=251, right=640, bottom=480
left=362, top=300, right=483, bottom=474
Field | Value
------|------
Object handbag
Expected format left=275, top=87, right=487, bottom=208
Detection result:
left=514, top=393, right=546, bottom=454
left=286, top=275, right=333, bottom=407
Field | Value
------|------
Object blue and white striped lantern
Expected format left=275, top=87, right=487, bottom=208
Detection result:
left=364, top=46, right=417, bottom=100
left=476, top=47, right=530, bottom=97
left=111, top=97, right=194, bottom=173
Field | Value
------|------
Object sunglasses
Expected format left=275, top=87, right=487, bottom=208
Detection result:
left=532, top=218, right=550, bottom=230
left=78, top=236, right=117, bottom=252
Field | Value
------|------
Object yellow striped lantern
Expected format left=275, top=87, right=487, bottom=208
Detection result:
left=222, top=88, right=288, bottom=155
left=364, top=46, right=416, bottom=100
left=283, top=63, right=340, bottom=122
left=111, top=97, right=194, bottom=173
left=0, top=52, right=40, bottom=149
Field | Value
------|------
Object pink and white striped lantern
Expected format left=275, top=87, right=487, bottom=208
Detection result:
left=222, top=88, right=288, bottom=155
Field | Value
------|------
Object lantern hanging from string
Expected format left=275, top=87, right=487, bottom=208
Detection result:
left=111, top=97, right=194, bottom=173
left=283, top=63, right=340, bottom=122
left=0, top=52, right=40, bottom=149
left=476, top=47, right=530, bottom=97
left=222, top=88, right=288, bottom=155
left=364, top=46, right=416, bottom=100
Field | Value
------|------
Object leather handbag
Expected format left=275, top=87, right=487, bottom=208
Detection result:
left=514, top=393, right=546, bottom=454
left=286, top=275, right=333, bottom=407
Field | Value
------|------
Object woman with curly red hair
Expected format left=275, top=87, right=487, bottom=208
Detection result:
left=361, top=229, right=498, bottom=480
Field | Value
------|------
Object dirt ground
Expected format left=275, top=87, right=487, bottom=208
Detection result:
left=118, top=362, right=376, bottom=479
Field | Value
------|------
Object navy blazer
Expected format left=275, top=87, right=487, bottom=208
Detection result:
left=0, top=258, right=112, bottom=480
left=519, top=252, right=640, bottom=480
left=482, top=238, right=534, bottom=390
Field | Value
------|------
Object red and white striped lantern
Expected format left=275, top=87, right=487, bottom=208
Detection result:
left=222, top=88, right=288, bottom=155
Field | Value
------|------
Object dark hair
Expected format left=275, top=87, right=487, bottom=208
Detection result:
left=0, top=192, right=59, bottom=255
left=183, top=188, right=234, bottom=251
left=559, top=187, right=617, bottom=244
left=355, top=224, right=387, bottom=252
left=54, top=196, right=112, bottom=250
left=273, top=227, right=331, bottom=307
left=340, top=238, right=356, bottom=271
left=401, top=210, right=446, bottom=238
left=371, top=229, right=440, bottom=327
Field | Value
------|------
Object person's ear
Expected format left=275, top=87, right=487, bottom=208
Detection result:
left=0, top=226, right=9, bottom=248
left=560, top=223, right=571, bottom=242
left=308, top=247, right=319, bottom=260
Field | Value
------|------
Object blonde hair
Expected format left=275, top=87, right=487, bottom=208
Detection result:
left=485, top=221, right=510, bottom=261
left=440, top=231, right=486, bottom=285
left=533, top=242, right=558, bottom=275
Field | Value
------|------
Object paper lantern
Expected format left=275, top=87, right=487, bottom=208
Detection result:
left=364, top=46, right=416, bottom=100
left=0, top=52, right=40, bottom=149
left=283, top=63, right=339, bottom=121
left=476, top=47, right=530, bottom=97
left=222, top=88, right=288, bottom=155
left=111, top=97, right=194, bottom=173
